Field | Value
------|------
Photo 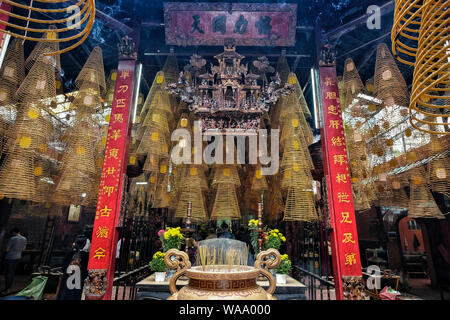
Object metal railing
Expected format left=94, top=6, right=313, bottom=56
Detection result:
left=112, top=264, right=151, bottom=300
left=293, top=265, right=335, bottom=300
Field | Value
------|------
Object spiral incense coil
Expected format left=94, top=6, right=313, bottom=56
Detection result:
left=352, top=184, right=372, bottom=211
left=162, top=54, right=180, bottom=89
left=104, top=69, right=117, bottom=106
left=409, top=0, right=450, bottom=135
left=143, top=153, right=159, bottom=172
left=281, top=166, right=313, bottom=190
left=374, top=43, right=410, bottom=108
left=427, top=155, right=449, bottom=196
left=250, top=165, right=268, bottom=192
left=74, top=46, right=106, bottom=93
left=283, top=188, right=317, bottom=222
left=174, top=168, right=208, bottom=222
left=0, top=0, right=95, bottom=56
left=342, top=58, right=365, bottom=108
left=391, top=0, right=423, bottom=66
left=0, top=39, right=25, bottom=106
left=211, top=165, right=241, bottom=187
left=408, top=167, right=446, bottom=219
left=286, top=72, right=311, bottom=119
left=210, top=182, right=241, bottom=220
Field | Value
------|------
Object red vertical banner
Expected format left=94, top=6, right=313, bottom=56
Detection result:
left=86, top=60, right=135, bottom=300
left=319, top=66, right=362, bottom=298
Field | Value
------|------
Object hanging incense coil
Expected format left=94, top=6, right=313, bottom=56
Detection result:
left=391, top=0, right=423, bottom=66
left=283, top=188, right=317, bottom=222
left=276, top=55, right=291, bottom=86
left=286, top=72, right=311, bottom=119
left=0, top=141, right=36, bottom=201
left=280, top=136, right=314, bottom=171
left=408, top=167, right=446, bottom=219
left=104, top=70, right=117, bottom=106
left=250, top=165, right=268, bottom=192
left=211, top=165, right=241, bottom=187
left=352, top=183, right=372, bottom=211
left=143, top=153, right=160, bottom=172
left=52, top=117, right=98, bottom=206
left=427, top=155, right=449, bottom=196
left=342, top=58, right=365, bottom=108
left=174, top=167, right=208, bottom=222
left=31, top=157, right=53, bottom=203
left=385, top=176, right=410, bottom=209
left=409, top=0, right=449, bottom=134
left=279, top=93, right=313, bottom=145
left=210, top=183, right=241, bottom=220
left=162, top=54, right=180, bottom=86
left=0, top=38, right=25, bottom=106
left=0, top=0, right=95, bottom=56
left=281, top=166, right=313, bottom=190
left=24, top=26, right=61, bottom=71
left=75, top=46, right=106, bottom=94
left=153, top=172, right=172, bottom=208
left=374, top=43, right=410, bottom=107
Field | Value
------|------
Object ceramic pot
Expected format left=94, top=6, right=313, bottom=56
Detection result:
left=155, top=272, right=165, bottom=282
left=276, top=273, right=287, bottom=284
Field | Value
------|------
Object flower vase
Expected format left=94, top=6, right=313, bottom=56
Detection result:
left=155, top=272, right=165, bottom=282
left=276, top=274, right=287, bottom=284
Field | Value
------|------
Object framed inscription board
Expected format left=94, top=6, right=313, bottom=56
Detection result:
left=164, top=2, right=297, bottom=47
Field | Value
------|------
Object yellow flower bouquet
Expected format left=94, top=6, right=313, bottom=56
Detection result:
left=264, top=228, right=286, bottom=250
left=159, top=227, right=184, bottom=252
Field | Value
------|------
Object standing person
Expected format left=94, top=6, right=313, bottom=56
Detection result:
left=1, top=228, right=27, bottom=295
left=58, top=254, right=82, bottom=300
left=218, top=222, right=235, bottom=239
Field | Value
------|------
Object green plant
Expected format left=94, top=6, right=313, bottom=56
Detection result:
left=150, top=251, right=166, bottom=272
left=275, top=254, right=292, bottom=275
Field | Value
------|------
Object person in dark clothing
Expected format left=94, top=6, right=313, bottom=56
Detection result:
left=218, top=222, right=235, bottom=239
left=187, top=234, right=203, bottom=266
left=235, top=226, right=251, bottom=246
left=1, top=228, right=27, bottom=295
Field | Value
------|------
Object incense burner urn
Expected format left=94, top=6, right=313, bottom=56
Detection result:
left=164, top=249, right=281, bottom=300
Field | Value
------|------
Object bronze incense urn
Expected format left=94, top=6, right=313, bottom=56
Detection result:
left=164, top=248, right=281, bottom=300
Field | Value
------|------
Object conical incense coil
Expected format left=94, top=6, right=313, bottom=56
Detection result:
left=250, top=166, right=268, bottom=192
left=162, top=54, right=180, bottom=85
left=352, top=183, right=372, bottom=211
left=408, top=167, right=445, bottom=219
left=280, top=117, right=313, bottom=149
left=374, top=180, right=394, bottom=207
left=286, top=72, right=311, bottom=118
left=391, top=0, right=423, bottom=66
left=374, top=43, right=410, bottom=107
left=386, top=176, right=410, bottom=209
left=283, top=188, right=317, bottom=222
left=70, top=77, right=102, bottom=113
left=211, top=165, right=241, bottom=187
left=16, top=50, right=57, bottom=107
left=409, top=0, right=449, bottom=134
left=142, top=110, right=170, bottom=136
left=104, top=70, right=117, bottom=106
left=280, top=136, right=314, bottom=171
left=0, top=39, right=25, bottom=106
left=174, top=184, right=207, bottom=223
left=210, top=183, right=241, bottom=220
left=135, top=128, right=169, bottom=156
left=143, top=153, right=160, bottom=172
left=279, top=94, right=313, bottom=145
left=24, top=26, right=61, bottom=72
left=75, top=47, right=106, bottom=94
left=0, top=144, right=36, bottom=201
left=427, top=155, right=449, bottom=196
left=140, top=72, right=173, bottom=119
left=281, top=166, right=313, bottom=190
left=31, top=157, right=53, bottom=203
left=342, top=58, right=365, bottom=108
left=153, top=173, right=172, bottom=208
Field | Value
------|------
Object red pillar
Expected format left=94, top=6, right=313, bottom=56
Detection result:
left=85, top=37, right=137, bottom=300
left=318, top=45, right=363, bottom=300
